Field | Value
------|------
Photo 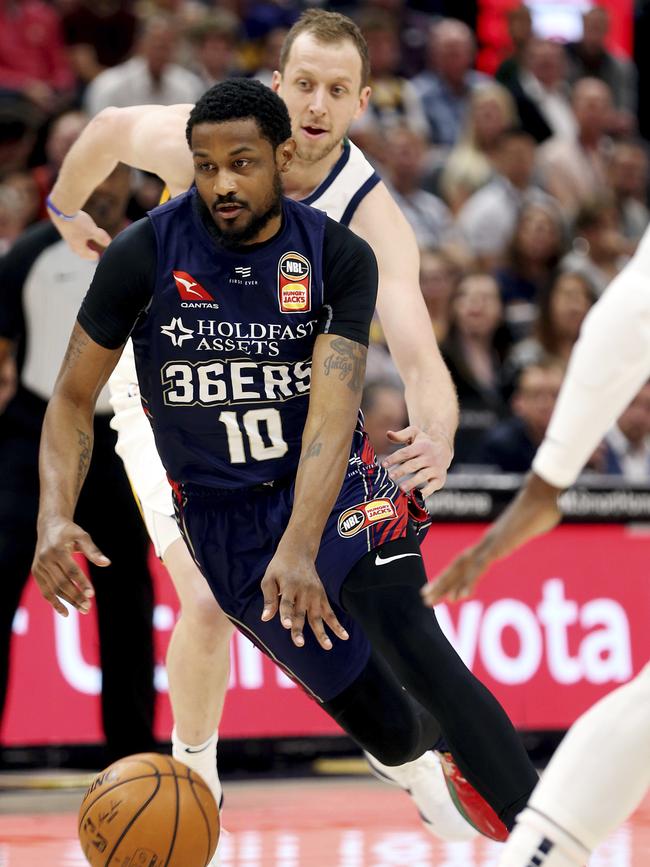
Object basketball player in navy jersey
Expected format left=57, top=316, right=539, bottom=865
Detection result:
left=35, top=80, right=538, bottom=849
left=45, top=11, right=472, bottom=842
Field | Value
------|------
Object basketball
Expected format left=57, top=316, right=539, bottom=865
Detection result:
left=78, top=753, right=220, bottom=867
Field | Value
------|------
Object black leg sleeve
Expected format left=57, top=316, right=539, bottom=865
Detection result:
left=341, top=530, right=538, bottom=830
left=323, top=649, right=442, bottom=766
left=0, top=407, right=41, bottom=735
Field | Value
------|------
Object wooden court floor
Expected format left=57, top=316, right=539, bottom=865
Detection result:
left=0, top=776, right=649, bottom=866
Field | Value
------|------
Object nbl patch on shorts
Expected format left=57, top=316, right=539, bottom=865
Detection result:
left=278, top=252, right=311, bottom=313
left=337, top=498, right=398, bottom=538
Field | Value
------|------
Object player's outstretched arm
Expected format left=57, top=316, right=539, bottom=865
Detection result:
left=260, top=333, right=367, bottom=650
left=422, top=472, right=562, bottom=606
left=424, top=222, right=650, bottom=607
left=48, top=104, right=193, bottom=260
left=33, top=322, right=123, bottom=617
left=350, top=183, right=458, bottom=497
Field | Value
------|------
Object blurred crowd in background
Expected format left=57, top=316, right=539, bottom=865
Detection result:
left=2, top=0, right=650, bottom=480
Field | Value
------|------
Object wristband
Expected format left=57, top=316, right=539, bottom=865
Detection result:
left=46, top=195, right=79, bottom=221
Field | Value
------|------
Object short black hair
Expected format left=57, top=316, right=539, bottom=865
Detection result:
left=186, top=79, right=292, bottom=150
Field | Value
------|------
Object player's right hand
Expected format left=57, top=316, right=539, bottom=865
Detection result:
left=50, top=209, right=112, bottom=261
left=32, top=518, right=110, bottom=617
left=260, top=546, right=349, bottom=651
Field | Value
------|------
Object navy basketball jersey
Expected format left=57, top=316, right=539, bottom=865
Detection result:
left=131, top=189, right=328, bottom=489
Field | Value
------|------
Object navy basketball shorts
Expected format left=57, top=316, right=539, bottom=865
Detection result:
left=172, top=435, right=409, bottom=703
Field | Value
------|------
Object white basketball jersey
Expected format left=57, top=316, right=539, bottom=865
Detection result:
left=299, top=139, right=380, bottom=225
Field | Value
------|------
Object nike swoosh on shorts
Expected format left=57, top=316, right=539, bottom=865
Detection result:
left=374, top=552, right=422, bottom=567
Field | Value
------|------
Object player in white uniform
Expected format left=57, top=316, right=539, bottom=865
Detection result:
left=47, top=10, right=477, bottom=847
left=423, top=226, right=650, bottom=863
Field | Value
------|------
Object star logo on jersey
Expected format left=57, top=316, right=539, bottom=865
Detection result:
left=172, top=270, right=214, bottom=301
left=160, top=317, right=194, bottom=347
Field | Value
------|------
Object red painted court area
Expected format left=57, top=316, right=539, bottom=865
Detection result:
left=0, top=779, right=649, bottom=866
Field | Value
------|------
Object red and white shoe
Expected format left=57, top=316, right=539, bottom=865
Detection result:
left=438, top=751, right=509, bottom=842
left=365, top=750, right=479, bottom=841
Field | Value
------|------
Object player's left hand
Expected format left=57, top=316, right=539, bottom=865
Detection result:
left=422, top=472, right=563, bottom=607
left=383, top=425, right=453, bottom=497
left=421, top=542, right=491, bottom=606
left=260, top=547, right=350, bottom=651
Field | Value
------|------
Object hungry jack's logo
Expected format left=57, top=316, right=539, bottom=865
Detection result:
left=337, top=499, right=398, bottom=538
left=278, top=252, right=311, bottom=313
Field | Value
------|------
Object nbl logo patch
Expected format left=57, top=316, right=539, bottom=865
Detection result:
left=338, top=499, right=398, bottom=538
left=278, top=252, right=311, bottom=313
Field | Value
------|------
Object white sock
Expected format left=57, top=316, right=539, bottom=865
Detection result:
left=172, top=726, right=222, bottom=809
left=498, top=809, right=588, bottom=867
left=499, top=662, right=650, bottom=866
left=529, top=663, right=650, bottom=851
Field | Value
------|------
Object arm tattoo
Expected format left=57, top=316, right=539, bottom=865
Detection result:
left=322, top=337, right=367, bottom=392
left=62, top=327, right=90, bottom=371
left=75, top=427, right=92, bottom=495
left=302, top=439, right=322, bottom=462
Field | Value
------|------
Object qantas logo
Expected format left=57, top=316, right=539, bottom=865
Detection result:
left=172, top=271, right=214, bottom=301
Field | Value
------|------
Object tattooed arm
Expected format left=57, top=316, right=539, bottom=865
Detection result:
left=33, top=322, right=124, bottom=616
left=260, top=334, right=368, bottom=650
left=288, top=334, right=367, bottom=548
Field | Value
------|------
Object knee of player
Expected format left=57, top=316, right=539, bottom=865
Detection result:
left=178, top=583, right=228, bottom=633
left=364, top=729, right=423, bottom=767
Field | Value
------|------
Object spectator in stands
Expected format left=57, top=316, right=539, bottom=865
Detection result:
left=607, top=138, right=650, bottom=246
left=413, top=18, right=489, bottom=150
left=420, top=247, right=458, bottom=344
left=186, top=10, right=241, bottom=88
left=0, top=98, right=41, bottom=179
left=62, top=0, right=138, bottom=88
left=439, top=81, right=518, bottom=214
left=442, top=272, right=511, bottom=465
left=602, top=383, right=650, bottom=480
left=84, top=15, right=204, bottom=116
left=0, top=179, right=39, bottom=254
left=382, top=125, right=457, bottom=250
left=361, top=380, right=409, bottom=462
left=32, top=111, right=88, bottom=217
left=251, top=26, right=289, bottom=88
left=507, top=38, right=576, bottom=144
left=495, top=4, right=533, bottom=91
left=478, top=359, right=564, bottom=472
left=352, top=11, right=429, bottom=146
left=495, top=199, right=566, bottom=340
left=0, top=0, right=74, bottom=112
left=536, top=77, right=613, bottom=217
left=566, top=6, right=637, bottom=135
left=506, top=270, right=596, bottom=376
left=561, top=196, right=629, bottom=295
left=0, top=172, right=40, bottom=234
left=456, top=126, right=547, bottom=269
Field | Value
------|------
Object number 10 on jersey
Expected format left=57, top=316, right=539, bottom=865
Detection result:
left=219, top=408, right=288, bottom=463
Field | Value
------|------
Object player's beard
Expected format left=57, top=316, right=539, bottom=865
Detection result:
left=203, top=172, right=283, bottom=250
left=295, top=132, right=341, bottom=164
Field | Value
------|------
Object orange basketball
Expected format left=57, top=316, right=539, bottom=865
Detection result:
left=78, top=753, right=220, bottom=867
